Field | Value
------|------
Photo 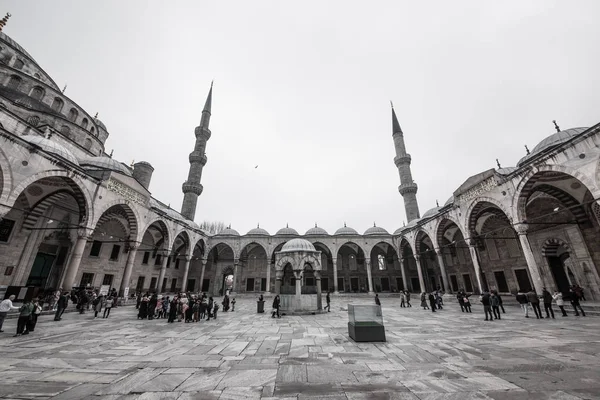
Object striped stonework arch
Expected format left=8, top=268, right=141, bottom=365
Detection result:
left=94, top=204, right=139, bottom=241
left=435, top=218, right=464, bottom=249
left=0, top=145, right=12, bottom=204
left=521, top=183, right=588, bottom=224
left=541, top=238, right=571, bottom=257
left=22, top=190, right=70, bottom=230
left=467, top=200, right=511, bottom=236
left=142, top=218, right=171, bottom=251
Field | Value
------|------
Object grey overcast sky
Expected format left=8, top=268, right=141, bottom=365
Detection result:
left=4, top=1, right=600, bottom=235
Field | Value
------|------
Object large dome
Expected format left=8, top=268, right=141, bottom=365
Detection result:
left=216, top=227, right=240, bottom=236
left=334, top=224, right=358, bottom=236
left=364, top=224, right=389, bottom=235
left=276, top=225, right=299, bottom=236
left=24, top=135, right=79, bottom=165
left=305, top=225, right=329, bottom=236
left=79, top=156, right=132, bottom=176
left=518, top=127, right=588, bottom=166
left=247, top=225, right=269, bottom=235
left=281, top=238, right=316, bottom=253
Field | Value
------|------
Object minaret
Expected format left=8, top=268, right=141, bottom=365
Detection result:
left=181, top=83, right=212, bottom=221
left=391, top=103, right=420, bottom=222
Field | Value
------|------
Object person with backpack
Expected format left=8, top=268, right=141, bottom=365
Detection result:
left=271, top=295, right=280, bottom=318
left=14, top=299, right=34, bottom=337
left=93, top=294, right=103, bottom=318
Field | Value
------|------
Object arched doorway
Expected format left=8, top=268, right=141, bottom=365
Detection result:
left=337, top=242, right=366, bottom=293
left=543, top=239, right=571, bottom=296
left=369, top=242, right=400, bottom=292
left=206, top=243, right=235, bottom=296
left=239, top=242, right=268, bottom=292
left=436, top=219, right=476, bottom=293
left=312, top=242, right=333, bottom=292
left=281, top=263, right=294, bottom=294
left=415, top=231, right=441, bottom=292
left=399, top=238, right=418, bottom=292
left=137, top=220, right=170, bottom=293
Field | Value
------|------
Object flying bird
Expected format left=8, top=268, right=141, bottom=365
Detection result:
left=255, top=165, right=258, bottom=169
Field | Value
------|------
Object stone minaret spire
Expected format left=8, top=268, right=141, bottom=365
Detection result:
left=181, top=83, right=212, bottom=221
left=391, top=103, right=420, bottom=222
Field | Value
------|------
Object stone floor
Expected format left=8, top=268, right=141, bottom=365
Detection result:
left=1, top=295, right=599, bottom=400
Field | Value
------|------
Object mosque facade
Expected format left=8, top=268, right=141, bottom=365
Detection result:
left=1, top=20, right=600, bottom=301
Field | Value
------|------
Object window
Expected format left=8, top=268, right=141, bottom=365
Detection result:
left=84, top=138, right=92, bottom=150
left=170, top=278, right=177, bottom=292
left=109, top=245, right=121, bottom=261
left=136, top=276, right=145, bottom=291
left=7, top=75, right=21, bottom=90
left=4, top=266, right=14, bottom=276
left=91, top=127, right=95, bottom=135
left=102, top=274, right=114, bottom=286
left=80, top=273, right=94, bottom=287
left=0, top=219, right=16, bottom=242
left=305, top=277, right=314, bottom=286
left=149, top=277, right=157, bottom=290
left=246, top=278, right=255, bottom=291
left=261, top=278, right=267, bottom=291
left=142, top=252, right=150, bottom=264
left=162, top=278, right=167, bottom=292
left=378, top=254, right=386, bottom=270
left=30, top=86, right=44, bottom=100
left=494, top=271, right=509, bottom=293
left=89, top=240, right=102, bottom=257
left=395, top=277, right=403, bottom=291
left=337, top=277, right=344, bottom=292
left=51, top=97, right=64, bottom=112
left=68, top=108, right=78, bottom=122
left=381, top=277, right=390, bottom=291
left=166, top=256, right=171, bottom=268
left=450, top=275, right=459, bottom=292
left=155, top=254, right=162, bottom=265
left=514, top=269, right=532, bottom=292
left=13, top=59, right=24, bottom=69
left=175, top=258, right=180, bottom=269
left=81, top=118, right=88, bottom=129
left=462, top=274, right=473, bottom=292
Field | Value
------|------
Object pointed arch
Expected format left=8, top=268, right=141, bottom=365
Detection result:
left=91, top=201, right=140, bottom=242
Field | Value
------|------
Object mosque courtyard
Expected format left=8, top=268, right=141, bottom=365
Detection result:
left=0, top=296, right=599, bottom=400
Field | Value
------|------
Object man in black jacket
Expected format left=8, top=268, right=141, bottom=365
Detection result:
left=271, top=295, right=280, bottom=318
left=54, top=292, right=69, bottom=321
left=542, top=288, right=555, bottom=319
left=480, top=291, right=493, bottom=321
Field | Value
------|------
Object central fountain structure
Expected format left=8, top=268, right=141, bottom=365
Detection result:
left=274, top=238, right=324, bottom=314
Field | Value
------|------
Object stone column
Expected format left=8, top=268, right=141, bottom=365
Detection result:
left=199, top=258, right=207, bottom=292
left=232, top=259, right=239, bottom=294
left=414, top=255, right=426, bottom=293
left=467, top=243, right=484, bottom=294
left=275, top=270, right=283, bottom=294
left=157, top=251, right=169, bottom=293
left=332, top=258, right=339, bottom=293
left=60, top=227, right=92, bottom=290
left=295, top=271, right=302, bottom=296
left=515, top=223, right=544, bottom=294
left=181, top=256, right=192, bottom=292
left=119, top=243, right=138, bottom=297
left=365, top=258, right=374, bottom=294
left=399, top=257, right=408, bottom=291
left=315, top=270, right=322, bottom=310
left=435, top=249, right=451, bottom=293
left=265, top=262, right=272, bottom=294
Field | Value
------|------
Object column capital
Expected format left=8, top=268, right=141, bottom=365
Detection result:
left=314, top=270, right=321, bottom=279
left=365, top=258, right=371, bottom=265
left=77, top=227, right=93, bottom=239
left=414, top=254, right=420, bottom=262
left=233, top=258, right=240, bottom=265
left=514, top=223, right=529, bottom=235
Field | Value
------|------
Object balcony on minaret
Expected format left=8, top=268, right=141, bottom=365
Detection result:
left=194, top=125, right=211, bottom=141
left=394, top=154, right=412, bottom=167
left=189, top=151, right=208, bottom=166
left=398, top=182, right=418, bottom=195
left=182, top=181, right=203, bottom=196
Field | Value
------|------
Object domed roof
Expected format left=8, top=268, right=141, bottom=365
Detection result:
left=247, top=225, right=269, bottom=235
left=94, top=118, right=107, bottom=131
left=444, top=196, right=454, bottom=206
left=518, top=127, right=588, bottom=166
left=281, top=238, right=316, bottom=253
left=24, top=135, right=79, bottom=165
left=305, top=224, right=329, bottom=236
left=364, top=224, right=389, bottom=235
left=217, top=226, right=240, bottom=236
left=406, top=219, right=419, bottom=228
left=216, top=227, right=240, bottom=236
left=393, top=227, right=404, bottom=235
left=276, top=225, right=299, bottom=236
left=79, top=156, right=132, bottom=176
left=422, top=207, right=440, bottom=218
left=496, top=167, right=516, bottom=175
left=334, top=224, right=359, bottom=236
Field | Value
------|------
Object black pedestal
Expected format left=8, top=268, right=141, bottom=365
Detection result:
left=348, top=322, right=386, bottom=342
left=257, top=300, right=265, bottom=313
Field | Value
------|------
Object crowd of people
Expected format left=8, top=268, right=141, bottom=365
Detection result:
left=135, top=291, right=236, bottom=323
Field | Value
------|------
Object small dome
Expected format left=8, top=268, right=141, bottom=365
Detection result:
left=393, top=227, right=404, bottom=235
left=276, top=225, right=299, bottom=236
left=79, top=156, right=132, bottom=176
left=94, top=117, right=107, bottom=131
left=305, top=225, right=329, bottom=236
left=281, top=238, right=316, bottom=253
left=444, top=196, right=454, bottom=206
left=24, top=135, right=79, bottom=165
left=518, top=127, right=588, bottom=166
left=406, top=219, right=419, bottom=228
left=334, top=224, right=359, bottom=236
left=216, top=227, right=240, bottom=236
left=247, top=225, right=270, bottom=235
left=496, top=167, right=517, bottom=175
left=422, top=207, right=440, bottom=218
left=364, top=225, right=389, bottom=235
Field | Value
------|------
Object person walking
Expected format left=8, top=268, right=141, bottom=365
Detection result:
left=527, top=290, right=543, bottom=319
left=569, top=288, right=586, bottom=316
left=516, top=290, right=529, bottom=318
left=490, top=292, right=501, bottom=320
left=542, top=288, right=555, bottom=319
left=463, top=293, right=472, bottom=313
left=405, top=291, right=411, bottom=307
left=168, top=297, right=178, bottom=323
left=481, top=291, right=493, bottom=321
left=496, top=291, right=505, bottom=314
left=148, top=294, right=158, bottom=320
left=0, top=295, right=20, bottom=333
left=325, top=291, right=331, bottom=312
left=456, top=291, right=465, bottom=312
left=14, top=299, right=34, bottom=336
left=28, top=298, right=43, bottom=332
left=271, top=295, right=281, bottom=318
left=375, top=294, right=381, bottom=306
left=231, top=298, right=236, bottom=312
left=553, top=291, right=568, bottom=317
left=103, top=296, right=114, bottom=318
left=420, top=292, right=429, bottom=310
left=428, top=292, right=436, bottom=312
left=400, top=291, right=406, bottom=308
left=206, top=297, right=214, bottom=321
left=93, top=294, right=103, bottom=318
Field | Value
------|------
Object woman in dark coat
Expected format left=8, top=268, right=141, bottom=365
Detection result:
left=428, top=292, right=436, bottom=312
left=148, top=294, right=158, bottom=320
left=138, top=295, right=149, bottom=319
left=168, top=297, right=178, bottom=323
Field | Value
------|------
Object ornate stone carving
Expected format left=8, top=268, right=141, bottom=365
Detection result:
left=459, top=177, right=497, bottom=202
left=514, top=223, right=529, bottom=235
left=107, top=178, right=147, bottom=206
